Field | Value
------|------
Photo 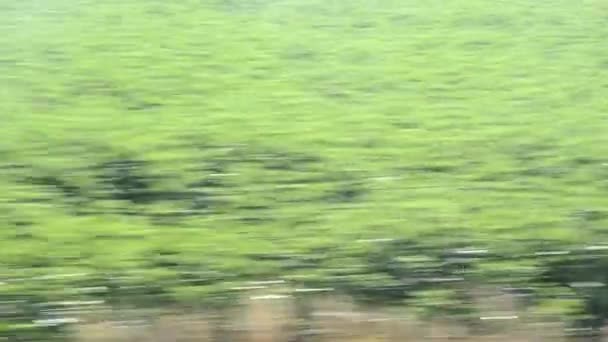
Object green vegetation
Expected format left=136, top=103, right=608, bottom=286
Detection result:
left=1, top=0, right=608, bottom=339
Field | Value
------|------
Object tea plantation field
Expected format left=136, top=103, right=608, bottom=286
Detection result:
left=1, top=0, right=608, bottom=336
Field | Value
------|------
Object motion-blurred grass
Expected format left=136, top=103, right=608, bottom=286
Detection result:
left=1, top=0, right=608, bottom=338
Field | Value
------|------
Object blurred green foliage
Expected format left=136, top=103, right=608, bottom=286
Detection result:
left=1, top=0, right=608, bottom=339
